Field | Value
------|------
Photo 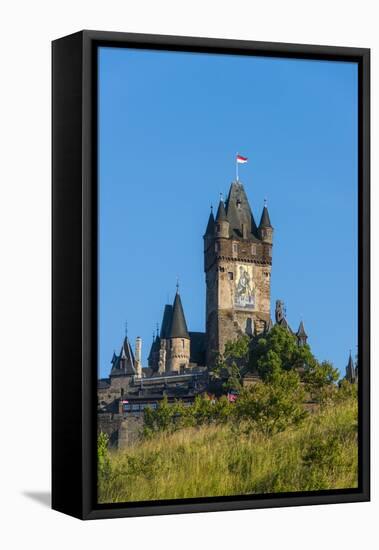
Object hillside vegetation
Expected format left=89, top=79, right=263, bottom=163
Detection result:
left=98, top=327, right=358, bottom=503
left=98, top=395, right=357, bottom=503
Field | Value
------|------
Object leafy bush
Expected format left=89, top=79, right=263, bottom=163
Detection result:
left=235, top=370, right=307, bottom=435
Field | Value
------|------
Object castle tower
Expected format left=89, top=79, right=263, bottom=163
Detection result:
left=296, top=320, right=308, bottom=346
left=166, top=289, right=190, bottom=373
left=204, top=181, right=273, bottom=365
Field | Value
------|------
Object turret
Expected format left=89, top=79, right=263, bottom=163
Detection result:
left=296, top=320, right=308, bottom=346
left=215, top=199, right=229, bottom=239
left=345, top=352, right=357, bottom=383
left=167, top=287, right=190, bottom=373
left=258, top=202, right=273, bottom=244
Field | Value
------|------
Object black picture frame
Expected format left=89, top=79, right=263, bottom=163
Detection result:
left=52, top=30, right=370, bottom=520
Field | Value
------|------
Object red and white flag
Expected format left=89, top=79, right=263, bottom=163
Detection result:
left=236, top=154, right=248, bottom=164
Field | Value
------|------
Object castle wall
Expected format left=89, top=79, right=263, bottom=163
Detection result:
left=98, top=413, right=143, bottom=448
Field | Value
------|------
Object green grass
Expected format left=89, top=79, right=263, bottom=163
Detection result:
left=98, top=397, right=358, bottom=503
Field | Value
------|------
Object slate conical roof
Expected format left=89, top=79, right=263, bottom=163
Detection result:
left=296, top=320, right=307, bottom=338
left=259, top=205, right=272, bottom=228
left=160, top=304, right=173, bottom=339
left=169, top=291, right=190, bottom=339
left=215, top=200, right=227, bottom=222
left=204, top=209, right=215, bottom=236
left=347, top=352, right=354, bottom=371
left=225, top=181, right=259, bottom=238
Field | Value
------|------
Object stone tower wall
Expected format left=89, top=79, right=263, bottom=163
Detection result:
left=167, top=337, right=190, bottom=373
left=205, top=231, right=272, bottom=364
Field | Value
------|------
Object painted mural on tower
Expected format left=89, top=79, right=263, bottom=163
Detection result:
left=235, top=264, right=255, bottom=309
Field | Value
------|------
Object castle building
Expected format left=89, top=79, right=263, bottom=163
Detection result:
left=148, top=288, right=206, bottom=374
left=204, top=180, right=273, bottom=364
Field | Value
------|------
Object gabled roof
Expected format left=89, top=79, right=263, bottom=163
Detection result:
left=225, top=181, right=259, bottom=239
left=204, top=209, right=215, bottom=236
left=98, top=378, right=110, bottom=389
left=169, top=291, right=190, bottom=339
left=111, top=336, right=136, bottom=376
left=277, top=317, right=294, bottom=335
left=259, top=205, right=272, bottom=228
left=160, top=304, right=173, bottom=339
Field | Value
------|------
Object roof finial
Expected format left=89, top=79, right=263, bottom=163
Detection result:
left=219, top=192, right=224, bottom=203
left=156, top=322, right=160, bottom=334
left=210, top=204, right=213, bottom=213
left=176, top=277, right=179, bottom=294
left=125, top=321, right=128, bottom=337
left=264, top=197, right=267, bottom=207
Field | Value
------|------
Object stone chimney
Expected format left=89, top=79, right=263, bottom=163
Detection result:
left=135, top=336, right=142, bottom=378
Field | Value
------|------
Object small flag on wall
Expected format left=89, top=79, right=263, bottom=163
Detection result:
left=236, top=154, right=248, bottom=164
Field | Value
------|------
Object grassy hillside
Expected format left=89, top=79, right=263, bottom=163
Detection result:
left=98, top=397, right=358, bottom=503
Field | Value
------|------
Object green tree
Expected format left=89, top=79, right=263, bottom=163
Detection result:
left=143, top=396, right=176, bottom=435
left=303, top=360, right=339, bottom=404
left=250, top=325, right=316, bottom=380
left=235, top=370, right=307, bottom=436
left=210, top=335, right=249, bottom=394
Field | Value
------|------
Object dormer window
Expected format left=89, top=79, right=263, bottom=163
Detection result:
left=236, top=199, right=241, bottom=209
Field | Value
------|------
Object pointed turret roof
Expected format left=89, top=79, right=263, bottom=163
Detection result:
left=296, top=320, right=307, bottom=338
left=225, top=181, right=259, bottom=239
left=160, top=304, right=173, bottom=339
left=204, top=209, right=215, bottom=236
left=169, top=291, right=190, bottom=339
left=215, top=200, right=227, bottom=222
left=345, top=352, right=356, bottom=382
left=110, top=336, right=136, bottom=376
left=148, top=333, right=161, bottom=365
left=259, top=205, right=272, bottom=228
left=266, top=317, right=274, bottom=333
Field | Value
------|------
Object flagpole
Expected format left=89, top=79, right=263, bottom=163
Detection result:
left=236, top=152, right=239, bottom=182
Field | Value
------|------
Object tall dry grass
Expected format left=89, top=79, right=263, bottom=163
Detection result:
left=98, top=397, right=358, bottom=503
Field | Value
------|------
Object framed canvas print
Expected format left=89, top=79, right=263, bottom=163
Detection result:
left=52, top=30, right=370, bottom=520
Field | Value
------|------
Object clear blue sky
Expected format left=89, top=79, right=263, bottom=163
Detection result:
left=98, top=46, right=358, bottom=379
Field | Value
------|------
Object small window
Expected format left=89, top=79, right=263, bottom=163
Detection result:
left=182, top=339, right=185, bottom=349
left=251, top=244, right=257, bottom=255
left=232, top=243, right=238, bottom=255
left=228, top=272, right=234, bottom=281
